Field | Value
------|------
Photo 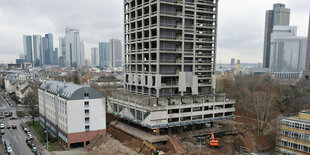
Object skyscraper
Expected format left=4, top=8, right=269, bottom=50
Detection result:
left=23, top=35, right=32, bottom=63
left=53, top=48, right=58, bottom=65
left=99, top=42, right=110, bottom=68
left=64, top=27, right=83, bottom=67
left=269, top=26, right=307, bottom=79
left=107, top=0, right=234, bottom=133
left=230, top=58, right=235, bottom=66
left=263, top=3, right=290, bottom=68
left=32, top=35, right=43, bottom=66
left=91, top=47, right=99, bottom=66
left=304, top=13, right=310, bottom=81
left=109, top=39, right=122, bottom=68
left=42, top=33, right=54, bottom=65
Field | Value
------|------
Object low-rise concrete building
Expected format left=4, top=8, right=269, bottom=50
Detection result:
left=108, top=92, right=235, bottom=133
left=280, top=110, right=310, bottom=154
left=39, top=81, right=106, bottom=150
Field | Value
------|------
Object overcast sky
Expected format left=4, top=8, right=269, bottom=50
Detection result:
left=0, top=0, right=309, bottom=64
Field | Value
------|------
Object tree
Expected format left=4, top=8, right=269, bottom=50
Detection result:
left=247, top=89, right=278, bottom=134
left=23, top=90, right=38, bottom=124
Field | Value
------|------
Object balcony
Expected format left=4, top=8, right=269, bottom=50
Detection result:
left=161, top=0, right=183, bottom=5
left=197, top=8, right=215, bottom=13
left=160, top=11, right=183, bottom=17
left=196, top=15, right=216, bottom=21
left=196, top=31, right=215, bottom=36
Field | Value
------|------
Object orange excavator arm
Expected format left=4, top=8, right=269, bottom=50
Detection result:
left=210, top=130, right=215, bottom=140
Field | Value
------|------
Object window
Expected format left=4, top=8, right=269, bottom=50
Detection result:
left=84, top=93, right=89, bottom=97
left=85, top=117, right=90, bottom=123
left=85, top=125, right=90, bottom=131
left=85, top=109, right=89, bottom=116
left=84, top=101, right=89, bottom=108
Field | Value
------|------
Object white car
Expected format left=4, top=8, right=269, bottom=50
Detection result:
left=0, top=123, right=4, bottom=129
left=7, top=146, right=12, bottom=153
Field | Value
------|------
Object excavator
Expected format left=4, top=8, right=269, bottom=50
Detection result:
left=142, top=140, right=165, bottom=155
left=207, top=130, right=219, bottom=148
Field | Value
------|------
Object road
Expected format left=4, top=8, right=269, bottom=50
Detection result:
left=0, top=95, right=34, bottom=155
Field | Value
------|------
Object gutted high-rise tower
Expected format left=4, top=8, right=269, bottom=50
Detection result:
left=107, top=0, right=234, bottom=131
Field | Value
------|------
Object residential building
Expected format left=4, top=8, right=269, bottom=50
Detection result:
left=23, top=35, right=33, bottom=63
left=263, top=3, right=290, bottom=68
left=280, top=110, right=310, bottom=154
left=99, top=42, right=110, bottom=68
left=109, top=39, right=122, bottom=68
left=32, top=35, right=43, bottom=67
left=39, top=81, right=106, bottom=150
left=107, top=0, right=235, bottom=132
left=42, top=33, right=54, bottom=65
left=269, top=26, right=307, bottom=79
left=304, top=13, right=310, bottom=81
left=91, top=47, right=99, bottom=66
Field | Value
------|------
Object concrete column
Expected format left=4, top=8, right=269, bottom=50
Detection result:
left=68, top=143, right=70, bottom=151
left=168, top=128, right=172, bottom=135
left=84, top=141, right=86, bottom=148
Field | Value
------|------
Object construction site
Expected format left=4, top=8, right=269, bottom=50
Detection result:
left=86, top=113, right=276, bottom=155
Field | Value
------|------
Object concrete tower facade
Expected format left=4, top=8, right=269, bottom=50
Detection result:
left=107, top=0, right=235, bottom=131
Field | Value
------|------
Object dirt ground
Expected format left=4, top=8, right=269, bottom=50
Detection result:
left=86, top=133, right=142, bottom=155
left=88, top=114, right=277, bottom=155
left=179, top=116, right=277, bottom=155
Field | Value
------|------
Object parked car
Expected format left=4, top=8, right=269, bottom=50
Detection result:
left=35, top=152, right=41, bottom=155
left=0, top=123, right=5, bottom=129
left=31, top=144, right=37, bottom=153
left=4, top=140, right=9, bottom=149
left=7, top=126, right=11, bottom=129
left=10, top=117, right=17, bottom=120
left=23, top=127, right=28, bottom=133
left=26, top=138, right=32, bottom=147
left=0, top=115, right=4, bottom=119
left=1, top=129, right=5, bottom=135
left=6, top=146, right=12, bottom=153
left=11, top=125, right=17, bottom=129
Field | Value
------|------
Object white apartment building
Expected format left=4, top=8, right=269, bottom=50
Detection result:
left=39, top=81, right=106, bottom=150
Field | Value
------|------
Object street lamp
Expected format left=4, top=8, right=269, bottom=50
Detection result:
left=44, top=130, right=48, bottom=151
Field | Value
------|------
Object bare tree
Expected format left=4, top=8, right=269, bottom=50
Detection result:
left=23, top=90, right=38, bottom=124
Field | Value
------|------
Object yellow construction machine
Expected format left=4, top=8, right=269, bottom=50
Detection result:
left=142, top=140, right=165, bottom=155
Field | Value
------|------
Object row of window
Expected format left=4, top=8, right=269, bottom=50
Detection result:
left=282, top=130, right=310, bottom=142
left=84, top=100, right=90, bottom=131
left=281, top=140, right=310, bottom=153
left=282, top=120, right=310, bottom=131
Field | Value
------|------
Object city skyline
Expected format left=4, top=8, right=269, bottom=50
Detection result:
left=0, top=0, right=309, bottom=64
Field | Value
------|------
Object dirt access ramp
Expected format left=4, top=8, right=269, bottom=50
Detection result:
left=110, top=120, right=169, bottom=143
left=168, top=136, right=187, bottom=154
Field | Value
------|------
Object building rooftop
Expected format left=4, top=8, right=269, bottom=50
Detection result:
left=283, top=110, right=310, bottom=123
left=40, top=80, right=103, bottom=100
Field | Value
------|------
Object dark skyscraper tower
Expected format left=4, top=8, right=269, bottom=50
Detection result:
left=263, top=3, right=290, bottom=68
left=42, top=33, right=54, bottom=65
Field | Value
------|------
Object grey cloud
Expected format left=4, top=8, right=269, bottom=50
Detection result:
left=0, top=0, right=308, bottom=63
